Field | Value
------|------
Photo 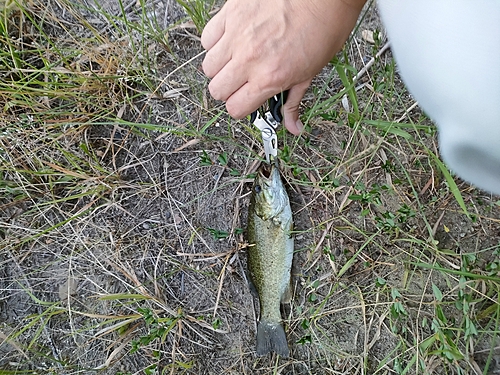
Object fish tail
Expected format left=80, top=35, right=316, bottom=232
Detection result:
left=256, top=320, right=289, bottom=357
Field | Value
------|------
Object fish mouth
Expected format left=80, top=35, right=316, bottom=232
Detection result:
left=259, top=158, right=279, bottom=179
left=259, top=164, right=272, bottom=179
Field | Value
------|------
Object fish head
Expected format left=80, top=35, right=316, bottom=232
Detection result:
left=252, top=159, right=288, bottom=221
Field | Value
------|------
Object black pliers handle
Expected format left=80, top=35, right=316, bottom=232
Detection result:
left=250, top=90, right=288, bottom=163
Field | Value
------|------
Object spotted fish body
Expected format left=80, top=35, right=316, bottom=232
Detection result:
left=247, top=159, right=293, bottom=357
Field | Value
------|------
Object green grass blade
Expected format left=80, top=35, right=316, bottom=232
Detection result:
left=427, top=148, right=470, bottom=218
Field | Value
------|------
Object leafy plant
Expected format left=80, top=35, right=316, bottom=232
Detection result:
left=131, top=307, right=180, bottom=353
left=200, top=150, right=213, bottom=166
left=217, top=151, right=228, bottom=166
left=206, top=227, right=229, bottom=240
left=390, top=288, right=407, bottom=320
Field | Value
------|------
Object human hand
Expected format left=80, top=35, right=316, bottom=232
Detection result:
left=201, top=0, right=365, bottom=135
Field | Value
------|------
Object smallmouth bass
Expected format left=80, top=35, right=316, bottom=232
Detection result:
left=247, top=158, right=293, bottom=357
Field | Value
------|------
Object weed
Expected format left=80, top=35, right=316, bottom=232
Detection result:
left=130, top=307, right=180, bottom=353
left=390, top=288, right=407, bottom=321
left=199, top=150, right=213, bottom=166
left=217, top=151, right=228, bottom=166
left=349, top=182, right=386, bottom=206
left=175, top=0, right=214, bottom=34
left=206, top=227, right=229, bottom=240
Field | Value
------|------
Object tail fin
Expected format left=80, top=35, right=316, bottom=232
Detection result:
left=256, top=321, right=289, bottom=357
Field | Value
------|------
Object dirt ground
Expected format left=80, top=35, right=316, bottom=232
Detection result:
left=1, top=1, right=500, bottom=374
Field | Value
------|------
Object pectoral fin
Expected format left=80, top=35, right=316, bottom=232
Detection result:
left=281, top=280, right=293, bottom=304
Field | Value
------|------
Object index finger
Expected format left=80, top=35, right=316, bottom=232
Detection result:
left=201, top=7, right=226, bottom=50
left=225, top=82, right=277, bottom=119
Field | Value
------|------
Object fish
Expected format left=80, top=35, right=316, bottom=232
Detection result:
left=247, top=158, right=294, bottom=357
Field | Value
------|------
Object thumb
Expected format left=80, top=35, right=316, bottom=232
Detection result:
left=282, top=80, right=310, bottom=136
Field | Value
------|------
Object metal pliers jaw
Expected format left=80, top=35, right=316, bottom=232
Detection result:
left=250, top=91, right=288, bottom=163
left=251, top=110, right=279, bottom=163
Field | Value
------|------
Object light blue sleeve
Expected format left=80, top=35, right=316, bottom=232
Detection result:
left=378, top=0, right=500, bottom=194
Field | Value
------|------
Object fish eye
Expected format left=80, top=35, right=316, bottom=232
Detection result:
left=254, top=185, right=262, bottom=194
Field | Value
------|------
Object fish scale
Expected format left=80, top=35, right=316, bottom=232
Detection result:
left=247, top=159, right=293, bottom=357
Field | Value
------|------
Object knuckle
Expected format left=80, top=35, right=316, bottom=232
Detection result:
left=208, top=81, right=224, bottom=101
left=245, top=44, right=263, bottom=62
left=268, top=67, right=287, bottom=88
left=257, top=65, right=287, bottom=93
left=202, top=57, right=215, bottom=78
left=200, top=31, right=210, bottom=50
left=226, top=101, right=245, bottom=119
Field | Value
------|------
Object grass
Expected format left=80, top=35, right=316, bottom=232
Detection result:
left=1, top=0, right=500, bottom=374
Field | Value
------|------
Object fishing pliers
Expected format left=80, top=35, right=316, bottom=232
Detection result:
left=250, top=90, right=288, bottom=163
